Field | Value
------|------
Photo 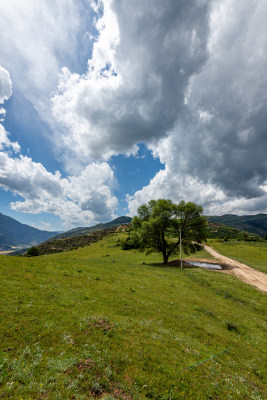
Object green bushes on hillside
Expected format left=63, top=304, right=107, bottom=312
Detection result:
left=26, top=246, right=40, bottom=256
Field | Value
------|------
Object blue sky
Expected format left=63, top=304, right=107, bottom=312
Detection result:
left=0, top=0, right=267, bottom=231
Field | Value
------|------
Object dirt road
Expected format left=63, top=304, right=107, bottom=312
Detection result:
left=203, top=244, right=267, bottom=293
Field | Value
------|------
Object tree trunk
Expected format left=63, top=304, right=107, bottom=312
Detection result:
left=163, top=253, right=169, bottom=264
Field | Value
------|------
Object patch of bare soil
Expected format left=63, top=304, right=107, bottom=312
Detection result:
left=203, top=244, right=267, bottom=293
left=87, top=317, right=113, bottom=333
left=76, top=358, right=95, bottom=370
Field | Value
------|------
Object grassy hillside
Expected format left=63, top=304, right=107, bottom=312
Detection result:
left=207, top=214, right=267, bottom=237
left=207, top=222, right=261, bottom=241
left=46, top=216, right=131, bottom=242
left=24, top=227, right=121, bottom=256
left=207, top=239, right=267, bottom=274
left=0, top=233, right=266, bottom=399
left=12, top=215, right=261, bottom=258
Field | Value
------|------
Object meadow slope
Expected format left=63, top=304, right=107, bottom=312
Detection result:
left=0, top=233, right=266, bottom=400
left=207, top=240, right=267, bottom=274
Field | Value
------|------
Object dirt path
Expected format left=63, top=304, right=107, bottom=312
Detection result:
left=203, top=244, right=267, bottom=293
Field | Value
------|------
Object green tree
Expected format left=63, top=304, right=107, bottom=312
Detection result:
left=131, top=199, right=207, bottom=264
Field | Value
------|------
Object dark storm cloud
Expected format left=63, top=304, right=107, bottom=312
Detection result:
left=176, top=0, right=267, bottom=199
left=111, top=0, right=211, bottom=138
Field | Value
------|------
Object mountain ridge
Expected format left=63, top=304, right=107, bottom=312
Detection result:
left=42, top=216, right=132, bottom=242
left=1, top=212, right=266, bottom=252
left=0, top=212, right=60, bottom=250
left=207, top=213, right=267, bottom=237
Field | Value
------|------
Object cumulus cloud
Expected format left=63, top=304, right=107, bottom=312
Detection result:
left=0, top=65, right=20, bottom=152
left=52, top=0, right=212, bottom=163
left=0, top=14, right=120, bottom=228
left=127, top=167, right=227, bottom=216
left=128, top=0, right=267, bottom=214
left=0, top=63, right=118, bottom=228
left=127, top=163, right=267, bottom=217
left=0, top=125, right=21, bottom=153
left=0, top=65, right=12, bottom=104
left=0, top=152, right=118, bottom=228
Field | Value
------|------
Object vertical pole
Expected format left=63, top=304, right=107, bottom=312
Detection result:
left=180, top=228, right=183, bottom=270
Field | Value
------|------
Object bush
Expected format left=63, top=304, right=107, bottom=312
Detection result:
left=226, top=321, right=239, bottom=333
left=26, top=246, right=40, bottom=257
left=119, top=233, right=140, bottom=250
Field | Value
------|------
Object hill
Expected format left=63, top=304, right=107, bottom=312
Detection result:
left=207, top=222, right=262, bottom=241
left=25, top=226, right=126, bottom=256
left=0, top=212, right=60, bottom=250
left=0, top=232, right=266, bottom=399
left=207, top=214, right=267, bottom=237
left=44, top=216, right=132, bottom=242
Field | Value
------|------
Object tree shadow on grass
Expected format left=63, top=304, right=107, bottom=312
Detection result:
left=144, top=260, right=195, bottom=269
left=144, top=259, right=230, bottom=270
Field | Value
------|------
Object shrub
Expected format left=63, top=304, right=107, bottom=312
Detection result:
left=26, top=246, right=40, bottom=257
left=119, top=232, right=140, bottom=250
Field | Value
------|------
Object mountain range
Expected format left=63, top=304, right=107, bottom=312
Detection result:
left=207, top=214, right=267, bottom=237
left=0, top=213, right=59, bottom=250
left=0, top=213, right=131, bottom=251
left=1, top=212, right=266, bottom=252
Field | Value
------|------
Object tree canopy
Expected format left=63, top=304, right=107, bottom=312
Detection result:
left=131, top=199, right=207, bottom=264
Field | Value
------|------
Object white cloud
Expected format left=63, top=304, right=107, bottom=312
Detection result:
left=0, top=10, right=120, bottom=228
left=127, top=166, right=227, bottom=216
left=0, top=108, right=7, bottom=123
left=127, top=161, right=267, bottom=217
left=0, top=151, right=118, bottom=228
left=31, top=221, right=54, bottom=231
left=0, top=0, right=93, bottom=123
left=0, top=65, right=12, bottom=104
left=52, top=0, right=211, bottom=164
left=0, top=66, right=20, bottom=152
left=0, top=125, right=21, bottom=153
left=0, top=62, right=118, bottom=229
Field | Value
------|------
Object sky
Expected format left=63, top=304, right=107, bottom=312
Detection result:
left=0, top=0, right=267, bottom=232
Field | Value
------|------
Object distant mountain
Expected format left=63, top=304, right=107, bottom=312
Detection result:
left=207, top=214, right=267, bottom=237
left=44, top=216, right=132, bottom=243
left=0, top=212, right=60, bottom=250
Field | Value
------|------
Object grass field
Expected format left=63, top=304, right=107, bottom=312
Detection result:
left=207, top=240, right=267, bottom=274
left=184, top=247, right=216, bottom=261
left=0, top=233, right=266, bottom=399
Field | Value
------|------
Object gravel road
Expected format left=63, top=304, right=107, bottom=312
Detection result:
left=203, top=244, right=267, bottom=293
